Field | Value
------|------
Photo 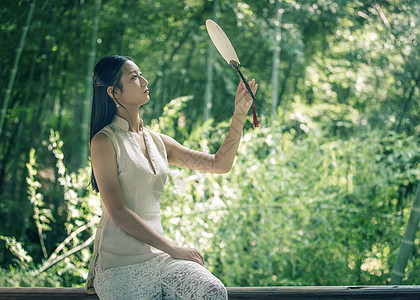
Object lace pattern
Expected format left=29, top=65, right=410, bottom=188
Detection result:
left=94, top=254, right=227, bottom=300
left=108, top=124, right=131, bottom=137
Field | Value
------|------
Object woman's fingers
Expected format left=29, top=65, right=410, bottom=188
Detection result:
left=194, top=249, right=204, bottom=266
left=172, top=246, right=204, bottom=266
left=235, top=77, right=258, bottom=114
left=237, top=77, right=258, bottom=96
left=245, top=79, right=256, bottom=98
left=198, top=251, right=204, bottom=265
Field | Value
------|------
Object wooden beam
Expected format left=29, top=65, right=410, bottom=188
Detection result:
left=0, top=286, right=419, bottom=299
left=227, top=286, right=420, bottom=299
left=0, top=287, right=97, bottom=299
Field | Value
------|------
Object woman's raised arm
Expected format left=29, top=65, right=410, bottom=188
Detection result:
left=160, top=78, right=257, bottom=174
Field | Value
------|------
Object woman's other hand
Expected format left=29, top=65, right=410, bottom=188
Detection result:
left=234, top=78, right=258, bottom=116
left=170, top=246, right=205, bottom=266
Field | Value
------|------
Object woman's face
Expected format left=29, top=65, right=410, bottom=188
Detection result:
left=116, top=60, right=150, bottom=107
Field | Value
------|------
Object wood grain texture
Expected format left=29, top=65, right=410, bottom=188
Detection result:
left=0, top=286, right=419, bottom=299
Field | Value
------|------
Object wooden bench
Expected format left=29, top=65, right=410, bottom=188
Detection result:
left=1, top=286, right=420, bottom=299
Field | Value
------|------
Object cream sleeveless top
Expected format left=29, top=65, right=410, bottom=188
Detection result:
left=86, top=115, right=169, bottom=294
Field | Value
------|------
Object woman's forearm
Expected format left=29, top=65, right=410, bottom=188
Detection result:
left=112, top=206, right=204, bottom=265
left=214, top=111, right=247, bottom=173
left=113, top=207, right=177, bottom=255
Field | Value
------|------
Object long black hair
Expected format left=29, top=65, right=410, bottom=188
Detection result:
left=90, top=55, right=132, bottom=192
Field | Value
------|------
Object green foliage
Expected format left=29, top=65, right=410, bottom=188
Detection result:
left=158, top=97, right=420, bottom=286
left=1, top=130, right=100, bottom=287
left=0, top=236, right=32, bottom=267
left=26, top=147, right=54, bottom=258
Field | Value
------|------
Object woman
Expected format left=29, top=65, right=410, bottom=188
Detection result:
left=86, top=55, right=257, bottom=299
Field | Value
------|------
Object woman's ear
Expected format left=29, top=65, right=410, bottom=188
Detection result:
left=106, top=86, right=114, bottom=98
left=107, top=86, right=120, bottom=99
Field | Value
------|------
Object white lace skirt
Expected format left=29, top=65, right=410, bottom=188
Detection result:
left=93, top=254, right=228, bottom=300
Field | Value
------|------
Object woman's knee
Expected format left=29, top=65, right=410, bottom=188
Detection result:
left=203, top=277, right=228, bottom=300
left=190, top=271, right=227, bottom=300
left=161, top=258, right=227, bottom=299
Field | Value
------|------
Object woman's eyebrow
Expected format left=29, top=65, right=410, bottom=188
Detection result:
left=128, top=69, right=140, bottom=75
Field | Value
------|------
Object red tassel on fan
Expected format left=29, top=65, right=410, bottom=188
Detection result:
left=252, top=101, right=259, bottom=127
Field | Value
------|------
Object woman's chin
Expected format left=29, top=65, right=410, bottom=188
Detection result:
left=141, top=96, right=150, bottom=105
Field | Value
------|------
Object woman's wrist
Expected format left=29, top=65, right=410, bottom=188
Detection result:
left=165, top=243, right=178, bottom=257
left=233, top=109, right=247, bottom=120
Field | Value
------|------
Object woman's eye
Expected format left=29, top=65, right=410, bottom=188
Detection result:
left=132, top=75, right=138, bottom=79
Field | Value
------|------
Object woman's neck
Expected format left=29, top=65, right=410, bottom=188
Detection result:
left=116, top=107, right=143, bottom=134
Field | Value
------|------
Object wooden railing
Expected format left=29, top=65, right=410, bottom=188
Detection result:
left=0, top=285, right=420, bottom=299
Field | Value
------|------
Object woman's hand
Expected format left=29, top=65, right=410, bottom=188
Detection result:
left=170, top=246, right=205, bottom=266
left=234, top=78, right=258, bottom=116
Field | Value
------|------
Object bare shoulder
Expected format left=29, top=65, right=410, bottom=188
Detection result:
left=157, top=132, right=175, bottom=143
left=91, top=132, right=115, bottom=157
left=156, top=132, right=180, bottom=150
left=92, top=131, right=110, bottom=143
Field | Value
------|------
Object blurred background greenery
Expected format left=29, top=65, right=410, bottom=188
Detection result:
left=0, top=0, right=419, bottom=287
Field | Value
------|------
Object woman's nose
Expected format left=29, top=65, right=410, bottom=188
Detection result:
left=141, top=76, right=148, bottom=86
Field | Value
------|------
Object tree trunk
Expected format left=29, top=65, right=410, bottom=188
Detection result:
left=69, top=0, right=85, bottom=171
left=77, top=0, right=102, bottom=169
left=2, top=124, right=20, bottom=234
left=396, top=72, right=419, bottom=131
left=277, top=62, right=292, bottom=109
left=271, top=3, right=283, bottom=121
left=119, top=0, right=128, bottom=54
left=203, top=0, right=218, bottom=124
left=180, top=39, right=196, bottom=97
left=390, top=181, right=420, bottom=283
left=9, top=48, right=38, bottom=204
left=29, top=55, right=48, bottom=145
left=0, top=0, right=36, bottom=138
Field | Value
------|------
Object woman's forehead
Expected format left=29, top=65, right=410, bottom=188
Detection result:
left=122, top=60, right=140, bottom=74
